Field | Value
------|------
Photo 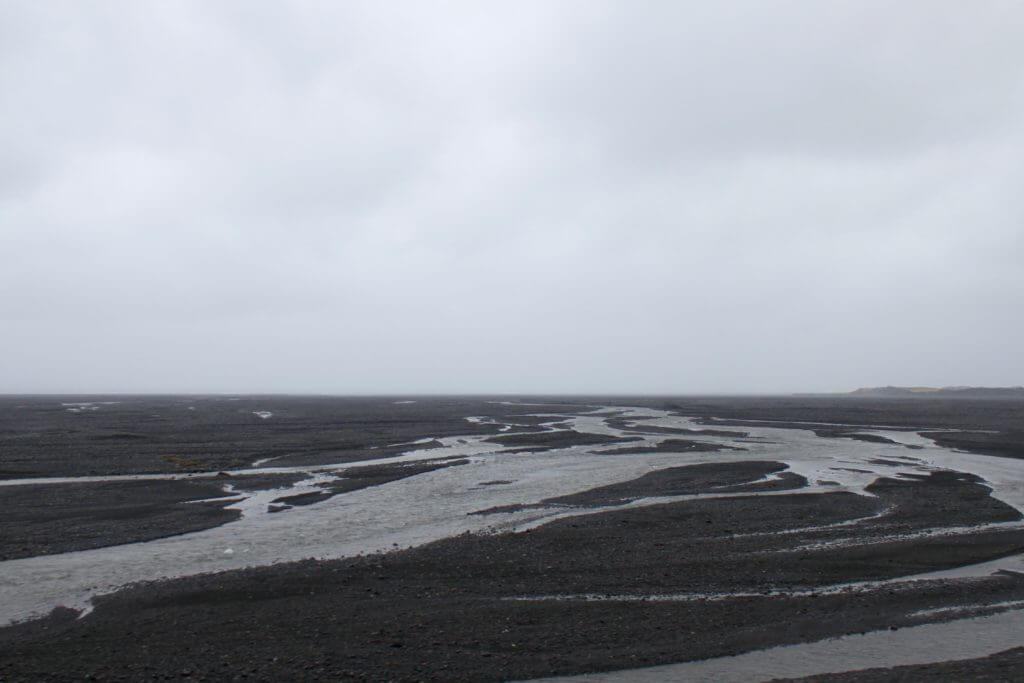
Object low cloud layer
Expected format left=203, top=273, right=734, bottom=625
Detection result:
left=2, top=1, right=1022, bottom=393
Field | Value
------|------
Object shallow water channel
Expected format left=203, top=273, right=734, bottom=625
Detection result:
left=3, top=403, right=1024, bottom=678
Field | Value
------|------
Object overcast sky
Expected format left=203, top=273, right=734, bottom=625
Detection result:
left=2, top=1, right=1022, bottom=394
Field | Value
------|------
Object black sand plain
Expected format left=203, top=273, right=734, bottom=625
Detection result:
left=3, top=395, right=1024, bottom=681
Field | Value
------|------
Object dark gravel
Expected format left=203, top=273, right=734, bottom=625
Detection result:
left=0, top=479, right=240, bottom=560
left=485, top=430, right=641, bottom=450
left=270, top=459, right=470, bottom=510
left=814, top=430, right=902, bottom=445
left=471, top=461, right=805, bottom=514
left=600, top=438, right=744, bottom=455
left=0, top=396, right=594, bottom=478
left=920, top=430, right=1024, bottom=460
left=542, top=460, right=803, bottom=507
left=4, top=396, right=1024, bottom=681
left=4, top=468, right=1024, bottom=681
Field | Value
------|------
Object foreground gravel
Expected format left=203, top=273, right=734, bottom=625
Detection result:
left=3, top=466, right=1024, bottom=682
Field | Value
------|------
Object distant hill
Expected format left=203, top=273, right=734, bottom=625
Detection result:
left=849, top=386, right=1024, bottom=399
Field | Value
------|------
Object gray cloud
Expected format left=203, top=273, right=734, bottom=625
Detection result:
left=2, top=1, right=1022, bottom=393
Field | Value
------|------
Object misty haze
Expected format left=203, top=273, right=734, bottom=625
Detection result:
left=2, top=2, right=1024, bottom=681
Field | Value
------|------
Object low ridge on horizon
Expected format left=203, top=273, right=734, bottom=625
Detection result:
left=848, top=385, right=1024, bottom=397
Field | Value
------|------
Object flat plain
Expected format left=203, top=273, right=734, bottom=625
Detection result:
left=2, top=395, right=1024, bottom=681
